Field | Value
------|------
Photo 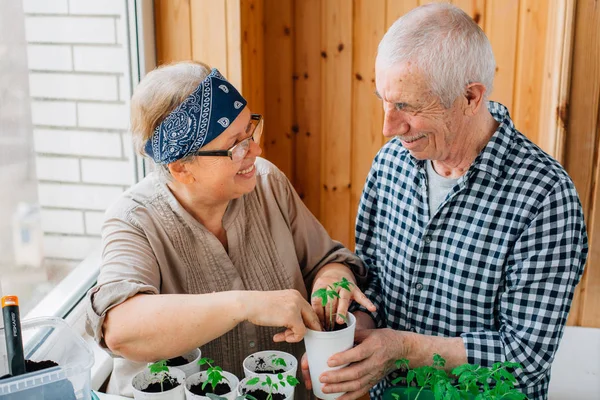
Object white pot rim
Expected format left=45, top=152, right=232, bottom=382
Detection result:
left=304, top=312, right=356, bottom=338
left=185, top=370, right=239, bottom=395
left=131, top=366, right=186, bottom=394
left=243, top=350, right=297, bottom=374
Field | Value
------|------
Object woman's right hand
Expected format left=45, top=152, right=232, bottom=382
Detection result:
left=243, top=289, right=321, bottom=343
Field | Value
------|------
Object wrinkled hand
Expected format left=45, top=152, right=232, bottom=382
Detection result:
left=311, top=264, right=376, bottom=330
left=245, top=289, right=321, bottom=343
left=317, top=328, right=410, bottom=400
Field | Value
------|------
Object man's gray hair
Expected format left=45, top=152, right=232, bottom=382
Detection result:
left=377, top=3, right=495, bottom=108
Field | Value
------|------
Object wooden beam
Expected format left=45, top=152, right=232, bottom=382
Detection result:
left=565, top=0, right=600, bottom=328
left=154, top=0, right=192, bottom=65
left=512, top=0, right=550, bottom=145
left=351, top=0, right=386, bottom=249
left=321, top=0, right=353, bottom=247
left=240, top=0, right=265, bottom=115
left=190, top=0, right=228, bottom=74
left=294, top=0, right=322, bottom=218
left=485, top=0, right=519, bottom=111
left=263, top=0, right=294, bottom=178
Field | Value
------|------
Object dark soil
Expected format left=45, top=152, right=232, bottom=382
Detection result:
left=25, top=359, right=58, bottom=372
left=243, top=388, right=286, bottom=400
left=253, top=357, right=286, bottom=374
left=330, top=322, right=348, bottom=332
left=189, top=382, right=231, bottom=396
left=0, top=359, right=76, bottom=400
left=166, top=356, right=189, bottom=367
left=141, top=374, right=180, bottom=393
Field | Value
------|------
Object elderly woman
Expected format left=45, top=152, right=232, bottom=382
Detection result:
left=85, top=61, right=374, bottom=398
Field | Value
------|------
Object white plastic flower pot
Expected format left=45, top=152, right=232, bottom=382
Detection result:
left=303, top=312, right=356, bottom=400
left=243, top=350, right=298, bottom=379
left=131, top=366, right=186, bottom=400
left=185, top=370, right=239, bottom=400
left=168, top=348, right=202, bottom=377
left=237, top=376, right=295, bottom=400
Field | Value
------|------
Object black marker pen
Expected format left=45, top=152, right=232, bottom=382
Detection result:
left=2, top=296, right=26, bottom=376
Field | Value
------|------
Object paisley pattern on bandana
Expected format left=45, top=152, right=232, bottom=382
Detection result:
left=145, top=68, right=247, bottom=164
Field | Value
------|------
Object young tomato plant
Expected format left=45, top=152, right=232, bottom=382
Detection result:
left=246, top=373, right=300, bottom=400
left=271, top=357, right=287, bottom=369
left=198, top=357, right=230, bottom=393
left=392, top=354, right=527, bottom=400
left=148, top=360, right=169, bottom=393
left=311, top=277, right=354, bottom=331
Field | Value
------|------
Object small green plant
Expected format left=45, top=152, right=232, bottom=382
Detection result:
left=271, top=357, right=287, bottom=368
left=311, top=277, right=354, bottom=331
left=392, top=354, right=527, bottom=400
left=148, top=360, right=169, bottom=393
left=246, top=373, right=300, bottom=400
left=198, top=357, right=230, bottom=392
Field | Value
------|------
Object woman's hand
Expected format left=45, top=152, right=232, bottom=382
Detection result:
left=310, top=263, right=376, bottom=330
left=243, top=289, right=322, bottom=343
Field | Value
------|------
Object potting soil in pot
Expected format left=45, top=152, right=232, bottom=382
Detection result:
left=243, top=389, right=286, bottom=400
left=0, top=359, right=77, bottom=400
left=141, top=374, right=180, bottom=393
left=253, top=357, right=285, bottom=374
left=189, top=382, right=231, bottom=396
left=166, top=356, right=189, bottom=367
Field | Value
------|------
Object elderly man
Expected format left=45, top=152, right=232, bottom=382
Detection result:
left=306, top=3, right=587, bottom=400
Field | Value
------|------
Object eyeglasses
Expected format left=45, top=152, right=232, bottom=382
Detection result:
left=195, top=114, right=263, bottom=162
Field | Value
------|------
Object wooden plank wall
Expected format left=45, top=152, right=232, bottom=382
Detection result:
left=154, top=0, right=600, bottom=328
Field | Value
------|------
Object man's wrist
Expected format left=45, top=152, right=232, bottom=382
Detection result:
left=353, top=310, right=376, bottom=330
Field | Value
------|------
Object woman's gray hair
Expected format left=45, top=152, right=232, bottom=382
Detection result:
left=377, top=3, right=495, bottom=108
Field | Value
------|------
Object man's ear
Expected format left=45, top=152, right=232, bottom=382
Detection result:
left=463, top=82, right=487, bottom=116
left=167, top=160, right=195, bottom=184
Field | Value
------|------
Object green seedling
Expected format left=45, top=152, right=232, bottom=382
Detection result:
left=392, top=355, right=528, bottom=400
left=311, top=277, right=354, bottom=331
left=148, top=360, right=169, bottom=392
left=198, top=357, right=230, bottom=393
left=271, top=357, right=287, bottom=368
left=246, top=374, right=300, bottom=400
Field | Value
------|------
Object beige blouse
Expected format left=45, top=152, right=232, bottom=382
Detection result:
left=85, top=157, right=366, bottom=398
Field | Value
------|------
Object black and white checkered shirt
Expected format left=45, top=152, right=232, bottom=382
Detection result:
left=354, top=102, right=588, bottom=400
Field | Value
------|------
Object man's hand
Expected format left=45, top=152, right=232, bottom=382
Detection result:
left=317, top=328, right=411, bottom=400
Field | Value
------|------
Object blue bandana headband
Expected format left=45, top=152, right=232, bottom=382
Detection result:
left=145, top=68, right=247, bottom=164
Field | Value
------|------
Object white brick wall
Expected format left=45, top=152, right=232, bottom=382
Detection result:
left=68, top=0, right=125, bottom=16
left=28, top=45, right=72, bottom=71
left=43, top=235, right=101, bottom=260
left=25, top=0, right=135, bottom=265
left=39, top=183, right=123, bottom=210
left=25, top=16, right=116, bottom=44
left=74, top=46, right=126, bottom=73
left=29, top=73, right=119, bottom=101
left=31, top=101, right=77, bottom=126
left=23, top=0, right=69, bottom=14
left=41, top=209, right=85, bottom=234
left=34, top=129, right=123, bottom=158
left=35, top=156, right=80, bottom=182
left=84, top=211, right=105, bottom=235
left=81, top=159, right=133, bottom=185
left=78, top=103, right=129, bottom=130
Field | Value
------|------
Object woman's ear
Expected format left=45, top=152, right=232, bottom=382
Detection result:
left=463, top=82, right=487, bottom=116
left=167, top=160, right=195, bottom=184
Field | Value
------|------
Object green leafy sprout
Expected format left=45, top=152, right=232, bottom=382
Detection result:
left=271, top=356, right=287, bottom=368
left=246, top=373, right=300, bottom=400
left=198, top=357, right=230, bottom=392
left=391, top=354, right=528, bottom=400
left=148, top=360, right=169, bottom=392
left=311, top=277, right=354, bottom=331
